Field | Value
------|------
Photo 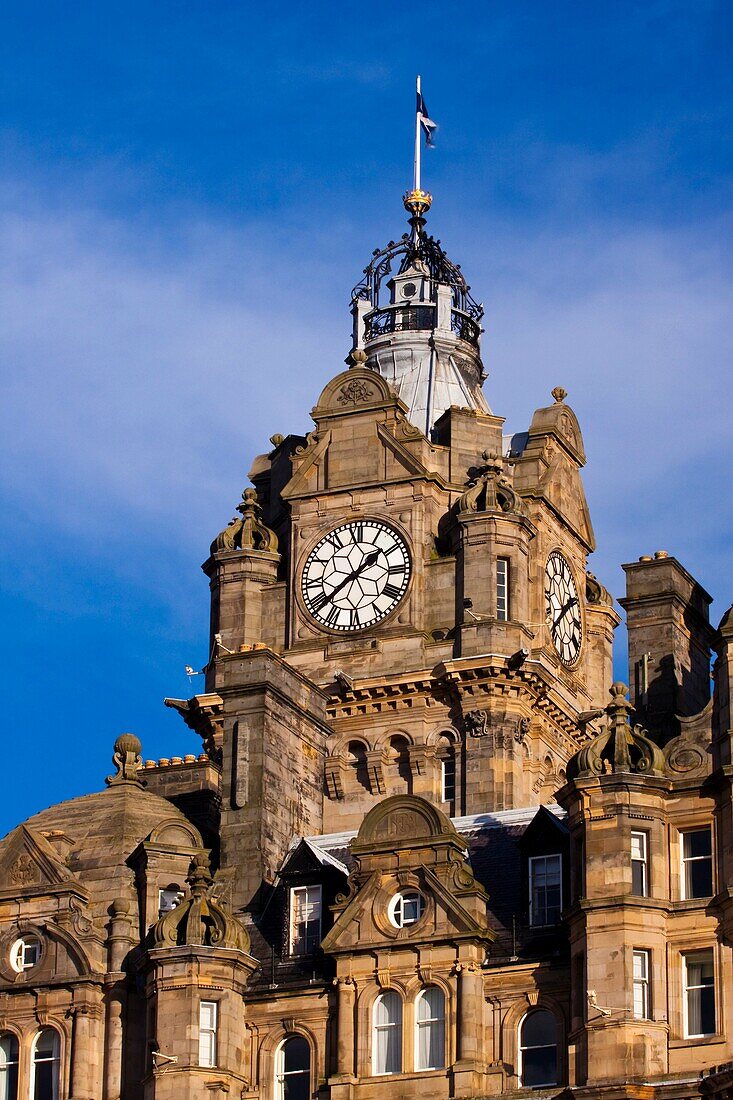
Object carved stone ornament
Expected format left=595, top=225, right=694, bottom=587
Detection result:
left=210, top=487, right=278, bottom=555
left=338, top=377, right=376, bottom=406
left=464, top=710, right=489, bottom=738
left=10, top=854, right=38, bottom=886
left=567, top=683, right=664, bottom=780
left=106, top=733, right=144, bottom=787
left=152, top=852, right=250, bottom=953
left=586, top=570, right=613, bottom=606
left=457, top=453, right=525, bottom=516
left=514, top=717, right=530, bottom=745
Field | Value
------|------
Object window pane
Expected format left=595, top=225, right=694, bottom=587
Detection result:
left=522, top=1010, right=557, bottom=1048
left=683, top=829, right=712, bottom=859
left=530, top=856, right=562, bottom=925
left=687, top=858, right=713, bottom=898
left=32, top=1030, right=59, bottom=1100
left=283, top=1036, right=310, bottom=1074
left=522, top=1046, right=558, bottom=1088
left=291, top=886, right=322, bottom=955
left=686, top=951, right=715, bottom=1036
left=0, top=1034, right=18, bottom=1100
left=416, top=987, right=445, bottom=1070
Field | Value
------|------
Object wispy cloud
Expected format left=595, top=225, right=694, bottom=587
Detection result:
left=1, top=166, right=731, bottom=633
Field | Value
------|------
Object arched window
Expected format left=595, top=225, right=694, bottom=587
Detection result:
left=519, top=1010, right=558, bottom=1088
left=347, top=741, right=370, bottom=792
left=372, top=991, right=402, bottom=1075
left=0, top=1034, right=18, bottom=1100
left=437, top=735, right=456, bottom=813
left=275, top=1035, right=310, bottom=1100
left=387, top=737, right=411, bottom=793
left=31, top=1029, right=60, bottom=1100
left=415, top=987, right=445, bottom=1071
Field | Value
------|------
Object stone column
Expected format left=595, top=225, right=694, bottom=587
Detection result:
left=335, top=977, right=356, bottom=1077
left=105, top=897, right=135, bottom=1100
left=69, top=1002, right=102, bottom=1100
left=456, top=962, right=482, bottom=1064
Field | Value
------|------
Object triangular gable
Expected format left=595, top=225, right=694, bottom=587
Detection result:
left=321, top=862, right=494, bottom=955
left=0, top=825, right=78, bottom=893
left=280, top=837, right=348, bottom=878
left=517, top=806, right=569, bottom=852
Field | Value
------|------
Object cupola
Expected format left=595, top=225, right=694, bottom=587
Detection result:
left=350, top=190, right=489, bottom=437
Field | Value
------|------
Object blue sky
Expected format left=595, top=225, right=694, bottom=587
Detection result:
left=1, top=1, right=732, bottom=834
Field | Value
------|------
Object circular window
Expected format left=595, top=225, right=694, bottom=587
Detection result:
left=10, top=937, right=40, bottom=973
left=388, top=890, right=425, bottom=928
left=401, top=282, right=417, bottom=299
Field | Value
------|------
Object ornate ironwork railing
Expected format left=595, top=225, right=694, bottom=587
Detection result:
left=451, top=309, right=481, bottom=345
left=364, top=305, right=436, bottom=340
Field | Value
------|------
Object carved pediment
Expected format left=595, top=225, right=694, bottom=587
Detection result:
left=0, top=826, right=78, bottom=894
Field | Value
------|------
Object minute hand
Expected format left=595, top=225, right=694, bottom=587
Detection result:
left=313, top=550, right=381, bottom=612
left=553, top=596, right=578, bottom=629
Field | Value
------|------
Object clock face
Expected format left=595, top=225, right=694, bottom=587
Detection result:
left=544, top=550, right=582, bottom=666
left=301, top=521, right=411, bottom=632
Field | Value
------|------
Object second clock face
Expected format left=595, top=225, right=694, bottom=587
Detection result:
left=545, top=550, right=582, bottom=665
left=301, top=521, right=411, bottom=632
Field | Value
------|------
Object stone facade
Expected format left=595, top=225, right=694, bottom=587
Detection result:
left=1, top=193, right=731, bottom=1100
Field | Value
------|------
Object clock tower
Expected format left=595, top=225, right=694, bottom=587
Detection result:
left=177, top=187, right=619, bottom=913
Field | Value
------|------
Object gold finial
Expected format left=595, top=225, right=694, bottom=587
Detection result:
left=403, top=188, right=432, bottom=217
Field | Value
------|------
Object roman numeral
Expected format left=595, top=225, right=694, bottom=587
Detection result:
left=383, top=582, right=402, bottom=600
left=324, top=604, right=339, bottom=626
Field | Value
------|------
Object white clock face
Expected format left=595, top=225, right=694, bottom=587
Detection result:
left=545, top=550, right=582, bottom=665
left=301, top=521, right=411, bottom=632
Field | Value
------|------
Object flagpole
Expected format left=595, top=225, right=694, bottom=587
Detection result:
left=414, top=74, right=421, bottom=192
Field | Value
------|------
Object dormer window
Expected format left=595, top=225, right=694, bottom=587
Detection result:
left=289, top=885, right=322, bottom=956
left=10, top=937, right=39, bottom=973
left=529, top=855, right=562, bottom=926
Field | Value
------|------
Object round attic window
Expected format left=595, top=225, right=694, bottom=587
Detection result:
left=10, top=936, right=40, bottom=973
left=388, top=890, right=425, bottom=929
left=401, top=282, right=417, bottom=299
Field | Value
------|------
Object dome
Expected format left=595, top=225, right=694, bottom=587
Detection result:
left=5, top=782, right=201, bottom=915
left=349, top=194, right=490, bottom=436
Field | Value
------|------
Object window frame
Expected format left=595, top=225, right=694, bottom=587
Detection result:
left=683, top=949, right=716, bottom=1039
left=10, top=937, right=40, bottom=974
left=275, top=1034, right=311, bottom=1100
left=680, top=826, right=713, bottom=900
left=528, top=854, right=563, bottom=927
left=289, top=884, right=322, bottom=957
left=496, top=557, right=510, bottom=621
left=387, top=890, right=425, bottom=929
left=630, top=830, right=649, bottom=897
left=440, top=754, right=456, bottom=807
left=198, top=1000, right=218, bottom=1068
left=0, top=1032, right=19, bottom=1100
left=518, top=1009, right=559, bottom=1089
left=414, top=986, right=446, bottom=1072
left=372, top=991, right=403, bottom=1076
left=30, top=1028, right=60, bottom=1100
left=632, top=949, right=650, bottom=1020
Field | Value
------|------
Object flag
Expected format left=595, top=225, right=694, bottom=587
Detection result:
left=417, top=89, right=437, bottom=147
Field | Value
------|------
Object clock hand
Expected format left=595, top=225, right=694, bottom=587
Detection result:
left=312, top=550, right=381, bottom=612
left=553, top=596, right=578, bottom=630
